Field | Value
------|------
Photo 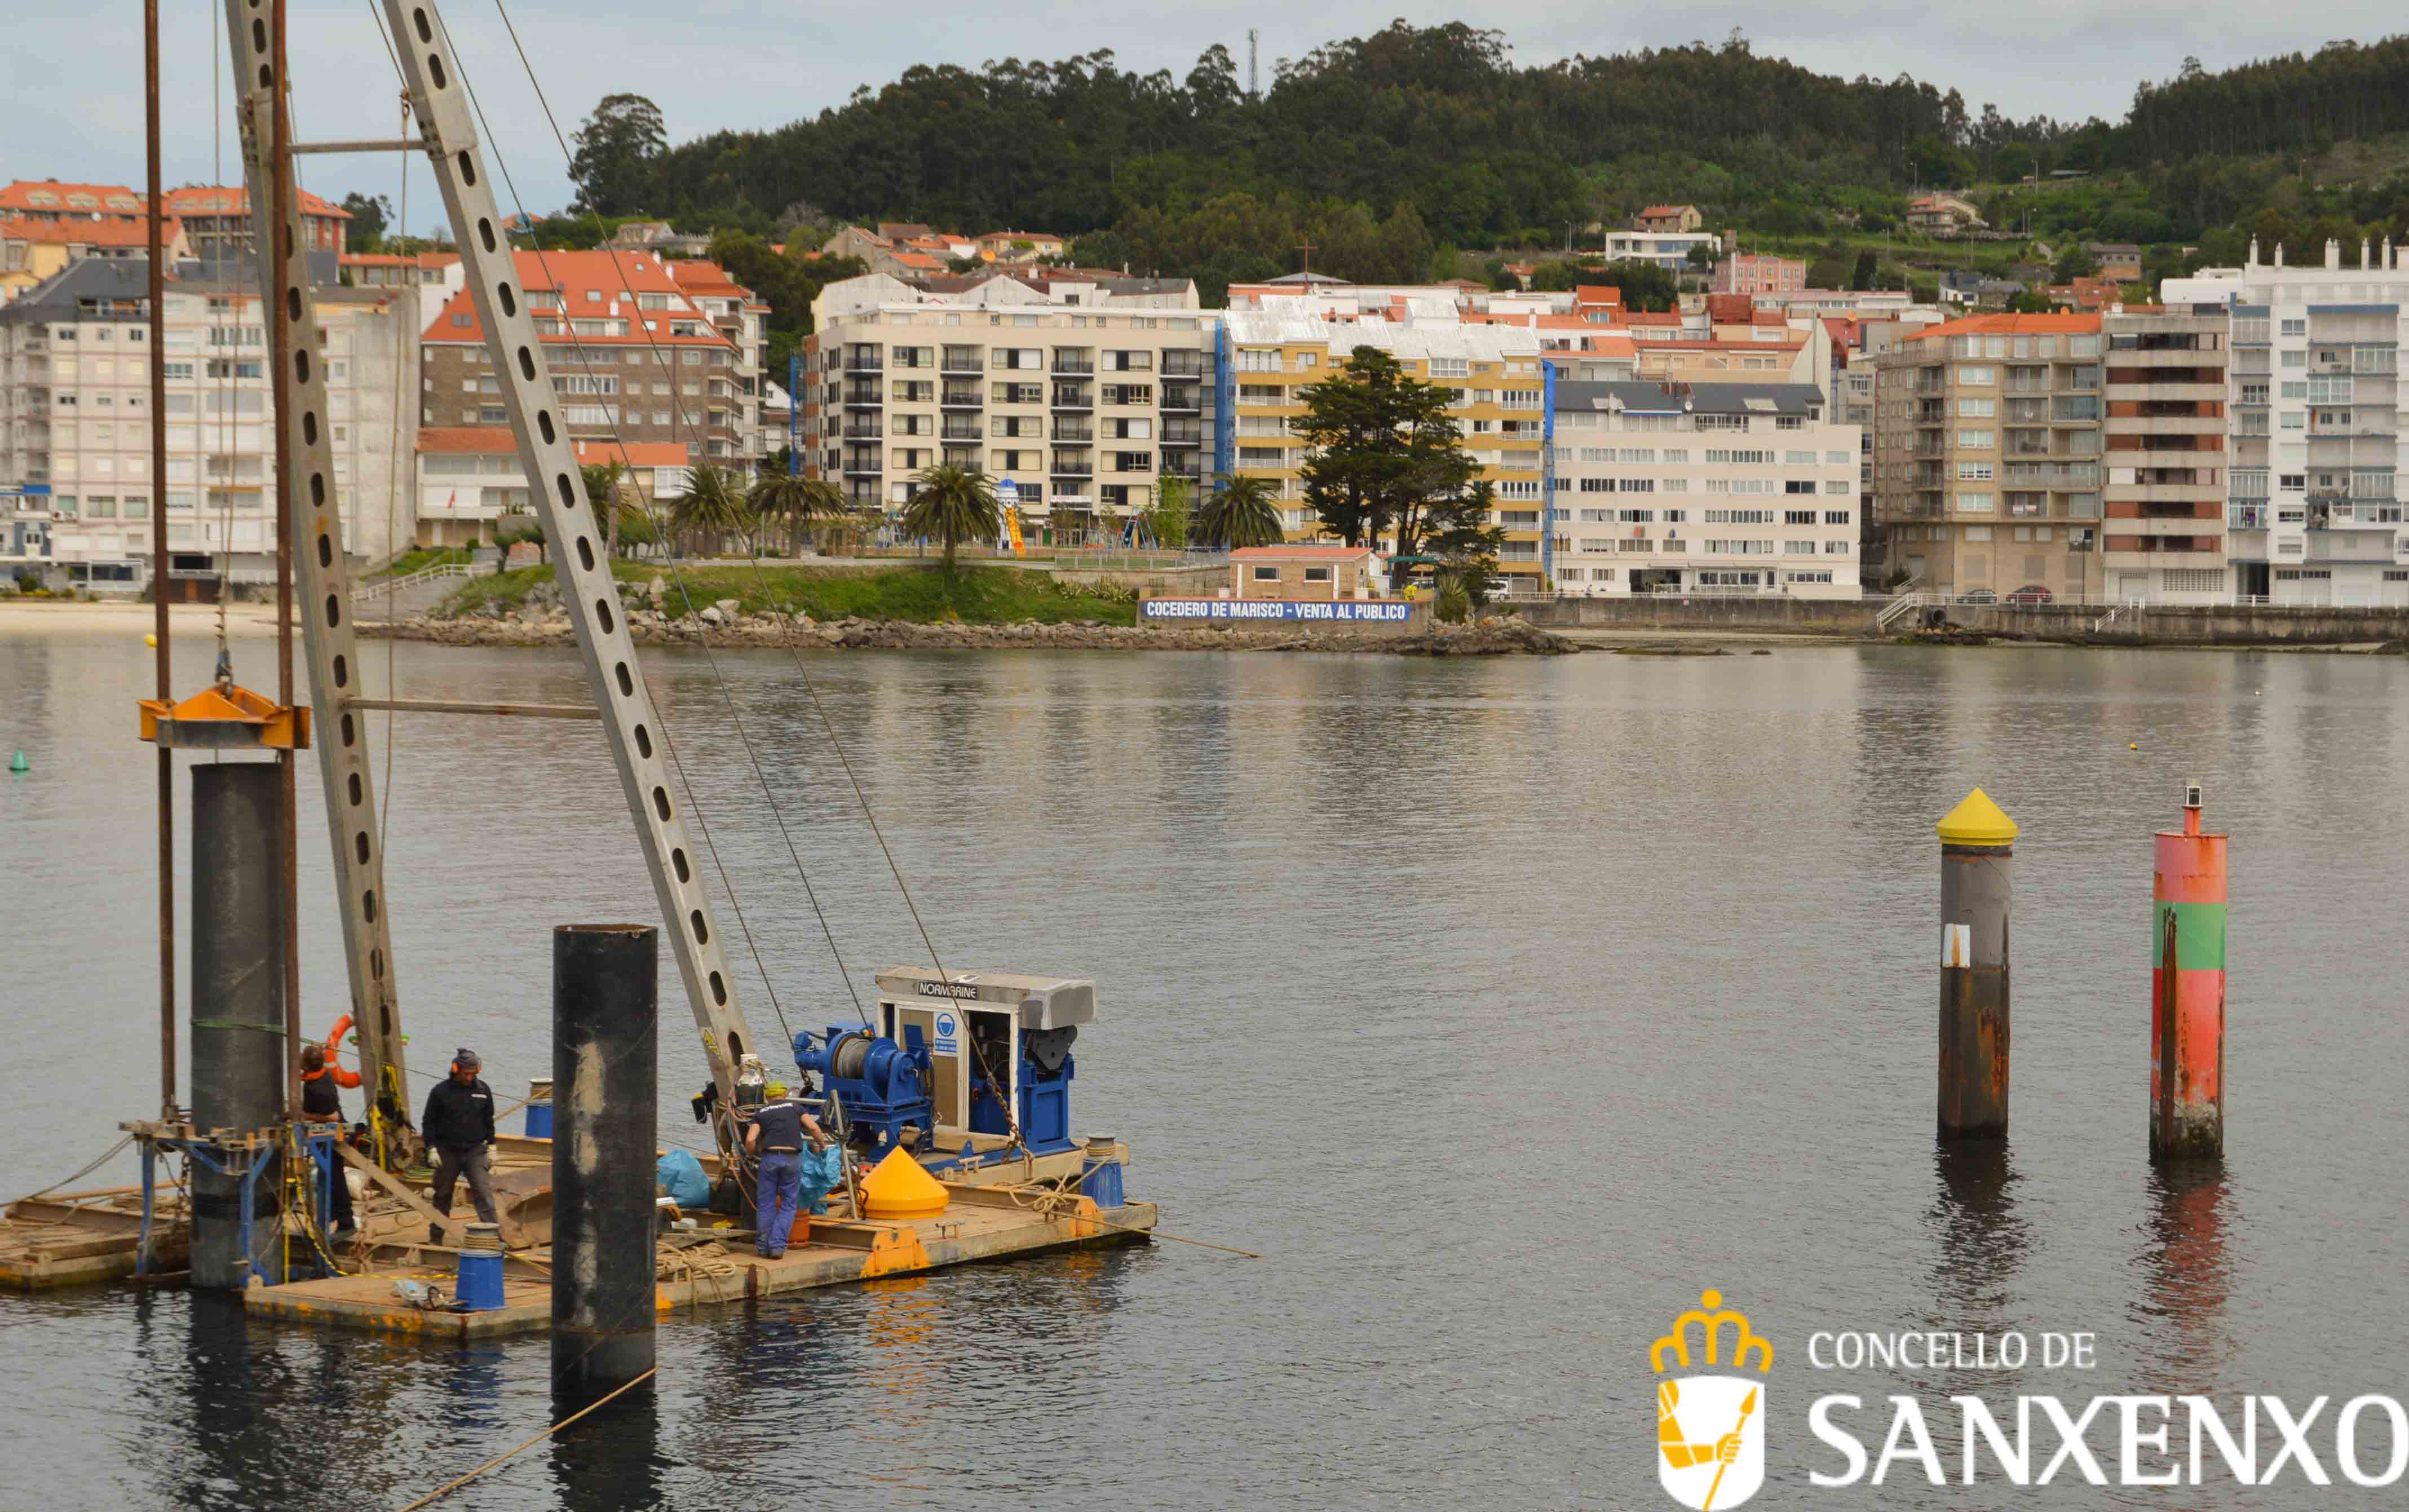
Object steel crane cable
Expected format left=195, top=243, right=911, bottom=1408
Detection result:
left=465, top=0, right=891, bottom=1035
left=486, top=0, right=1023, bottom=1146
left=401, top=7, right=819, bottom=1046
left=414, top=4, right=868, bottom=1038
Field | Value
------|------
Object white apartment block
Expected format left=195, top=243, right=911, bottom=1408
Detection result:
left=1603, top=229, right=1721, bottom=273
left=1549, top=381, right=1862, bottom=598
left=2167, top=238, right=2409, bottom=606
left=804, top=275, right=1215, bottom=543
left=0, top=257, right=415, bottom=592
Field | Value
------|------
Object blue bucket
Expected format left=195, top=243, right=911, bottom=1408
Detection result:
left=524, top=1078, right=554, bottom=1138
left=456, top=1223, right=505, bottom=1310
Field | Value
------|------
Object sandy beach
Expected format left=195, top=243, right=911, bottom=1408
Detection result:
left=0, top=599, right=289, bottom=638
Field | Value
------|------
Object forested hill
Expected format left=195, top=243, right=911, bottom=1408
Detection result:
left=568, top=24, right=2409, bottom=263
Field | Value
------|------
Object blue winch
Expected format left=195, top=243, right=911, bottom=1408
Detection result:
left=792, top=1024, right=934, bottom=1156
left=794, top=968, right=1097, bottom=1171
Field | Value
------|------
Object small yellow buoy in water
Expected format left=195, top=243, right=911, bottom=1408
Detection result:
left=2129, top=742, right=2139, bottom=750
left=144, top=632, right=157, bottom=647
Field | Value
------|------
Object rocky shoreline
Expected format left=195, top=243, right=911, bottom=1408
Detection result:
left=360, top=594, right=1581, bottom=656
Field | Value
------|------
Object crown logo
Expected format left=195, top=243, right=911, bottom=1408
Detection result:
left=1651, top=1289, right=1774, bottom=1375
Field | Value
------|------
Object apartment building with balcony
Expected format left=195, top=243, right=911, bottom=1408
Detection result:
left=801, top=275, right=1215, bottom=543
left=1549, top=381, right=1861, bottom=598
left=1221, top=315, right=1550, bottom=585
left=2168, top=240, right=2409, bottom=606
left=161, top=184, right=350, bottom=258
left=421, top=250, right=763, bottom=474
left=668, top=259, right=774, bottom=469
left=1872, top=313, right=2109, bottom=599
left=2101, top=307, right=2230, bottom=603
left=0, top=257, right=416, bottom=592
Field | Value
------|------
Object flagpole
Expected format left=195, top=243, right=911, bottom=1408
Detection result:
left=1703, top=1387, right=1758, bottom=1512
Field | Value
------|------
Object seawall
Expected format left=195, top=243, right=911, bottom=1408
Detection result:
left=1514, top=595, right=2409, bottom=647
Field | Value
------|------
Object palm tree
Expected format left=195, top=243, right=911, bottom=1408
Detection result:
left=748, top=472, right=846, bottom=556
left=1199, top=474, right=1287, bottom=550
left=580, top=460, right=630, bottom=560
left=666, top=461, right=750, bottom=558
left=900, top=463, right=1001, bottom=573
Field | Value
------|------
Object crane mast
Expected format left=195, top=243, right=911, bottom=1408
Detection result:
left=377, top=0, right=757, bottom=1104
left=219, top=0, right=410, bottom=1124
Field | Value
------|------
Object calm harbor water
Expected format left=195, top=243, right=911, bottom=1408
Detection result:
left=3, top=626, right=2408, bottom=1509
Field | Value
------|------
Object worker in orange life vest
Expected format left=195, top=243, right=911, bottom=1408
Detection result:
left=298, top=1042, right=356, bottom=1237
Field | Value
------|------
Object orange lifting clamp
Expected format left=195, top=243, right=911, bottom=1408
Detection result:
left=138, top=673, right=310, bottom=751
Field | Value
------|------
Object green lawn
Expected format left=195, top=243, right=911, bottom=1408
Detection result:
left=436, top=561, right=1140, bottom=627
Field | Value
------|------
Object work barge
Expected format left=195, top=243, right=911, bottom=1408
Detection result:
left=6, top=0, right=1153, bottom=1339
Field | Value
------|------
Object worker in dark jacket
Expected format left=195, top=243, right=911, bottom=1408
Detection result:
left=742, top=1081, right=824, bottom=1259
left=421, top=1047, right=498, bottom=1244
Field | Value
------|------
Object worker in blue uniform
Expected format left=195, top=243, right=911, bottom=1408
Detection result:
left=742, top=1081, right=823, bottom=1259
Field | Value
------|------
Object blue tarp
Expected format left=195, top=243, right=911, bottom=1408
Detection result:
left=800, top=1142, right=846, bottom=1215
left=656, top=1148, right=711, bottom=1208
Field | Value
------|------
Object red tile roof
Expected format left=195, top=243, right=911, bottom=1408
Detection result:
left=1637, top=204, right=1696, bottom=218
left=1906, top=312, right=2100, bottom=340
left=416, top=427, right=515, bottom=454
left=0, top=180, right=145, bottom=215
left=666, top=259, right=749, bottom=297
left=0, top=215, right=181, bottom=247
left=421, top=249, right=734, bottom=348
left=161, top=184, right=350, bottom=218
left=341, top=251, right=459, bottom=269
left=578, top=439, right=688, bottom=468
left=416, top=427, right=687, bottom=470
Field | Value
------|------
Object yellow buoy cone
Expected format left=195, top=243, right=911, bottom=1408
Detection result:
left=1936, top=787, right=2019, bottom=846
left=859, top=1146, right=949, bottom=1219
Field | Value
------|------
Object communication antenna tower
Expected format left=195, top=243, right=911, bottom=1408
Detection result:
left=1249, top=29, right=1259, bottom=100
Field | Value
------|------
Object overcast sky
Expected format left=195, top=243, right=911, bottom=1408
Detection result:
left=6, top=3, right=2395, bottom=235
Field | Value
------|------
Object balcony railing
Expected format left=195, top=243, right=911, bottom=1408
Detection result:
left=844, top=351, right=883, bottom=373
left=1161, top=356, right=1204, bottom=379
left=1053, top=424, right=1094, bottom=443
left=1049, top=461, right=1094, bottom=477
left=1161, top=423, right=1203, bottom=445
left=842, top=384, right=882, bottom=406
left=1161, top=387, right=1201, bottom=414
left=942, top=350, right=983, bottom=374
left=940, top=387, right=983, bottom=409
left=1052, top=359, right=1095, bottom=376
left=1050, top=388, right=1093, bottom=411
left=841, top=423, right=883, bottom=440
left=941, top=422, right=982, bottom=441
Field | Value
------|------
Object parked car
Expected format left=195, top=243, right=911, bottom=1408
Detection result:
left=2003, top=584, right=2054, bottom=604
left=1957, top=589, right=1997, bottom=604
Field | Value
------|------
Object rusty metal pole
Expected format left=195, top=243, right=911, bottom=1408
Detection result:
left=552, top=925, right=660, bottom=1404
left=269, top=0, right=302, bottom=1122
left=147, top=0, right=175, bottom=1120
left=2151, top=782, right=2227, bottom=1160
left=1937, top=788, right=2016, bottom=1140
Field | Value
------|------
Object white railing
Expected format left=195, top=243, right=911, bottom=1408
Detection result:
left=352, top=560, right=474, bottom=604
left=1875, top=593, right=1929, bottom=630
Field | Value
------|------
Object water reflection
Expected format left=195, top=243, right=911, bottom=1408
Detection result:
left=2129, top=1161, right=2234, bottom=1395
left=178, top=1294, right=292, bottom=1510
left=550, top=1378, right=663, bottom=1512
left=1927, top=1141, right=2031, bottom=1316
left=1914, top=1143, right=2034, bottom=1397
